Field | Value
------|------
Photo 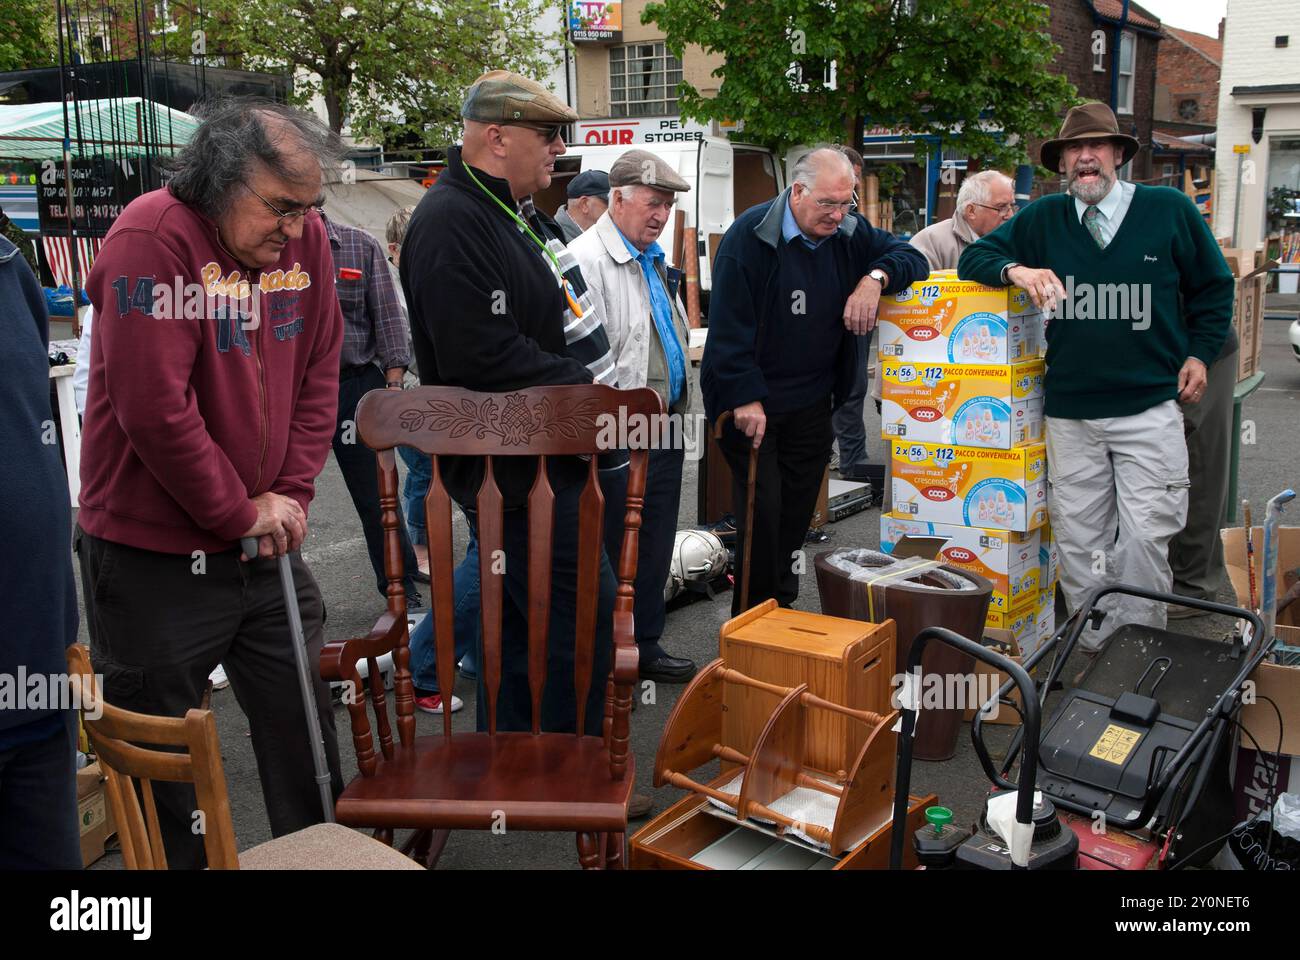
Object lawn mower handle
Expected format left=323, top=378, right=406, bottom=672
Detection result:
left=889, top=626, right=1041, bottom=870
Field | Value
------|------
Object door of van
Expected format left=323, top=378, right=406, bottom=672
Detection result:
left=695, top=137, right=733, bottom=296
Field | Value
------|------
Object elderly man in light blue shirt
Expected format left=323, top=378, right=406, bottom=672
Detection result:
left=568, top=148, right=697, bottom=685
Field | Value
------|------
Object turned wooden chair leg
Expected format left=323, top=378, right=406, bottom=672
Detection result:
left=406, top=829, right=433, bottom=861
left=604, top=832, right=625, bottom=870
left=577, top=831, right=603, bottom=870
left=424, top=828, right=451, bottom=868
left=373, top=827, right=395, bottom=847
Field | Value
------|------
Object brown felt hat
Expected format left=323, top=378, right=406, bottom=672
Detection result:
left=607, top=149, right=691, bottom=193
left=461, top=70, right=578, bottom=125
left=1040, top=102, right=1141, bottom=172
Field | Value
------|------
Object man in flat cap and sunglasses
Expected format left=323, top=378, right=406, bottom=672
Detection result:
left=569, top=148, right=697, bottom=685
left=400, top=71, right=623, bottom=739
left=555, top=169, right=610, bottom=243
left=959, top=102, right=1234, bottom=652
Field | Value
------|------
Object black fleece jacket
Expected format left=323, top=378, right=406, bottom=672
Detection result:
left=701, top=190, right=928, bottom=424
left=400, top=147, right=592, bottom=507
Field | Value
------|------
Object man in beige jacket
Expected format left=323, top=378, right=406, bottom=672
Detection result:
left=569, top=148, right=697, bottom=683
left=909, top=169, right=1015, bottom=270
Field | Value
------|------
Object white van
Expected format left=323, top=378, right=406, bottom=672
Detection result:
left=534, top=123, right=788, bottom=308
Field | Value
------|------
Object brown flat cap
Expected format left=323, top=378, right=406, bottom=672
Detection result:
left=1041, top=101, right=1140, bottom=172
left=607, top=149, right=691, bottom=193
left=461, top=70, right=578, bottom=125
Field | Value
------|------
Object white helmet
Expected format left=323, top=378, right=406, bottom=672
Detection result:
left=671, top=529, right=727, bottom=584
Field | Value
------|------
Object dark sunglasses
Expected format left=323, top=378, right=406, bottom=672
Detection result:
left=502, top=121, right=565, bottom=143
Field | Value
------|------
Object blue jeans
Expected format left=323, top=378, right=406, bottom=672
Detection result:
left=398, top=446, right=433, bottom=547
left=408, top=514, right=480, bottom=695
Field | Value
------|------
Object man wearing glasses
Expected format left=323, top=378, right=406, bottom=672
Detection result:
left=909, top=170, right=1016, bottom=271
left=400, top=71, right=621, bottom=736
left=76, top=100, right=346, bottom=867
left=702, top=146, right=928, bottom=614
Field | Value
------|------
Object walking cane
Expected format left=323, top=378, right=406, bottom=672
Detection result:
left=241, top=538, right=335, bottom=823
left=713, top=411, right=759, bottom=612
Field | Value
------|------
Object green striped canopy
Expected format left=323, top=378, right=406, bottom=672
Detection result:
left=0, top=98, right=198, bottom=161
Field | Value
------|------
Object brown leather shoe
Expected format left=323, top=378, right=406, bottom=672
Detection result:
left=628, top=793, right=653, bottom=820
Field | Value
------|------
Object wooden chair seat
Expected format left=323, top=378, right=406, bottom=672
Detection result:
left=335, top=733, right=635, bottom=833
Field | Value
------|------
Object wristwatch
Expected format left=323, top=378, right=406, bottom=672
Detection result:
left=868, top=268, right=888, bottom=287
left=1001, top=262, right=1020, bottom=284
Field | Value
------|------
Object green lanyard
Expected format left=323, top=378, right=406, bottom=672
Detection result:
left=462, top=161, right=562, bottom=274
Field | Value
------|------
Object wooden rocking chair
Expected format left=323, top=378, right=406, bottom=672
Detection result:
left=320, top=383, right=663, bottom=868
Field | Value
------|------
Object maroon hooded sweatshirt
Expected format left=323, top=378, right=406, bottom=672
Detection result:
left=78, top=189, right=343, bottom=554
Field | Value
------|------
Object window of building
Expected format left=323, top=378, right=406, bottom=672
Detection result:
left=1117, top=31, right=1136, bottom=115
left=609, top=43, right=683, bottom=119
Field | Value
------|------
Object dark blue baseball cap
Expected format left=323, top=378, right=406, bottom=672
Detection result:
left=567, top=169, right=610, bottom=200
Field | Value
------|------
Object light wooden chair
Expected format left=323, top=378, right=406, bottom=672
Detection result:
left=66, top=644, right=420, bottom=870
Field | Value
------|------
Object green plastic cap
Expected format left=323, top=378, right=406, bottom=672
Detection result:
left=926, top=805, right=954, bottom=833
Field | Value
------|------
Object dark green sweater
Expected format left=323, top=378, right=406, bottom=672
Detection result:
left=957, top=185, right=1233, bottom=419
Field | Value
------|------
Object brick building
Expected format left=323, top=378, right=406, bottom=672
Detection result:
left=1149, top=24, right=1220, bottom=191
left=1155, top=23, right=1223, bottom=136
left=1031, top=0, right=1162, bottom=194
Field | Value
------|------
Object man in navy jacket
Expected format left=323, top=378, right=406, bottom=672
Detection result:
left=702, top=146, right=927, bottom=614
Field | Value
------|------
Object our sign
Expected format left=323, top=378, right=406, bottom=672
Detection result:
left=36, top=156, right=150, bottom=236
left=575, top=116, right=710, bottom=146
left=569, top=0, right=621, bottom=42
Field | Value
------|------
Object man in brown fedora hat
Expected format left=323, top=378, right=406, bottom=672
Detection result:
left=959, top=101, right=1234, bottom=647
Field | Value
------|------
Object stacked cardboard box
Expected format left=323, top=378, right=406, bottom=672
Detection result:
left=878, top=274, right=1056, bottom=656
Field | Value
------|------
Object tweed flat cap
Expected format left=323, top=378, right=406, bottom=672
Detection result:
left=461, top=70, right=578, bottom=124
left=607, top=149, right=691, bottom=193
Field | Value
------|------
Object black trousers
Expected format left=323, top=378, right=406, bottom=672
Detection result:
left=75, top=529, right=343, bottom=869
left=334, top=363, right=420, bottom=600
left=719, top=397, right=834, bottom=616
left=599, top=445, right=686, bottom=659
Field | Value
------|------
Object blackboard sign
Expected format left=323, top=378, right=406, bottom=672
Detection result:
left=36, top=155, right=152, bottom=236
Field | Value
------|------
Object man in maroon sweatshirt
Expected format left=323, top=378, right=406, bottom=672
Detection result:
left=75, top=101, right=346, bottom=867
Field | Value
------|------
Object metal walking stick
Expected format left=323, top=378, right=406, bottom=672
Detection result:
left=241, top=537, right=335, bottom=823
left=713, top=411, right=759, bottom=612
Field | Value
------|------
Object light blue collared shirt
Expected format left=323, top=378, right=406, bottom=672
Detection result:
left=1073, top=178, right=1135, bottom=247
left=782, top=198, right=829, bottom=250
left=615, top=227, right=686, bottom=405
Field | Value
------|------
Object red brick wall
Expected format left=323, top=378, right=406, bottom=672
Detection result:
left=1155, top=33, right=1219, bottom=127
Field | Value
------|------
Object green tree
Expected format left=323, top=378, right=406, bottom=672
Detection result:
left=203, top=0, right=565, bottom=147
left=0, top=0, right=58, bottom=72
left=642, top=0, right=1078, bottom=169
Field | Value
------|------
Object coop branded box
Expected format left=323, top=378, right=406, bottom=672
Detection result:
left=877, top=275, right=1043, bottom=365
left=879, top=512, right=1040, bottom=620
left=880, top=358, right=1045, bottom=449
left=890, top=440, right=1047, bottom=533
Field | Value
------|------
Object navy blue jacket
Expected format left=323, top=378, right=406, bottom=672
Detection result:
left=0, top=234, right=79, bottom=740
left=700, top=189, right=928, bottom=423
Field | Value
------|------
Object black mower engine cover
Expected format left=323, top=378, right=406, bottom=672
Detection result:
left=1036, top=623, right=1245, bottom=829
